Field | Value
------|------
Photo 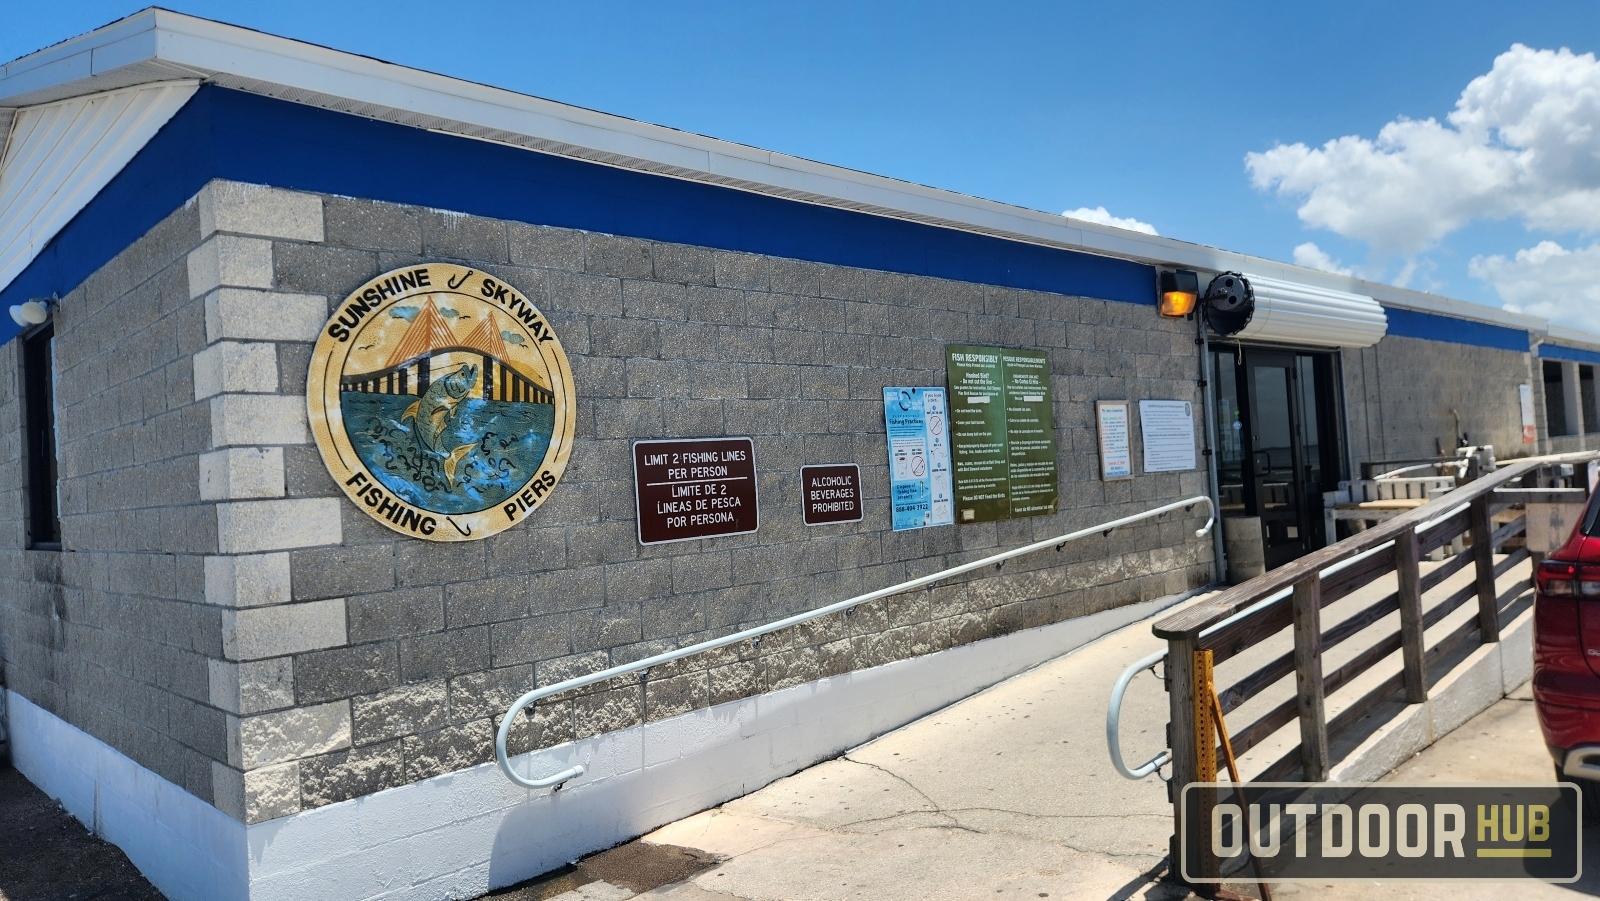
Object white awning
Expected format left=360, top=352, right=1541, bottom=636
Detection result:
left=1230, top=273, right=1388, bottom=348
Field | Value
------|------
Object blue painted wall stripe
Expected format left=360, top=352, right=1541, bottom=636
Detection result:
left=0, top=86, right=1155, bottom=345
left=1380, top=305, right=1530, bottom=353
left=1539, top=343, right=1600, bottom=366
left=3, top=86, right=1568, bottom=358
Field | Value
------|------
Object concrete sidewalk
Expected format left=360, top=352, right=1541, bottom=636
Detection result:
left=518, top=554, right=1541, bottom=901
left=529, top=597, right=1198, bottom=901
left=1270, top=684, right=1600, bottom=900
left=639, top=609, right=1187, bottom=901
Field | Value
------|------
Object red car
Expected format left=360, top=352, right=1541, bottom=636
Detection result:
left=1534, top=493, right=1600, bottom=820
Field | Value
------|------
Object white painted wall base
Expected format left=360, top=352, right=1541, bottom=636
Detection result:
left=6, top=691, right=249, bottom=901
left=8, top=589, right=1199, bottom=901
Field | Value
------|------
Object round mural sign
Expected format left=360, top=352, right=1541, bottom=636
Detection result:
left=307, top=264, right=575, bottom=541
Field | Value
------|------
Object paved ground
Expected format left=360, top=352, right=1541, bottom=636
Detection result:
left=533, top=599, right=1204, bottom=901
left=518, top=559, right=1589, bottom=901
left=1271, top=685, right=1600, bottom=901
left=534, top=684, right=1600, bottom=901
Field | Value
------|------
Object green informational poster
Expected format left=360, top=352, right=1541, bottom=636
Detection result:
left=1001, top=349, right=1057, bottom=516
left=945, top=345, right=1058, bottom=522
left=945, top=347, right=1010, bottom=523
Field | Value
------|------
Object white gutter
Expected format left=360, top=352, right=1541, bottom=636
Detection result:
left=1545, top=325, right=1600, bottom=354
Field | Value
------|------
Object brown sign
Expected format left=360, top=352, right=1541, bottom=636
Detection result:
left=633, top=437, right=758, bottom=544
left=801, top=464, right=863, bottom=525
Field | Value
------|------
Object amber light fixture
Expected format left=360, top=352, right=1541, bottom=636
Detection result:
left=1158, top=269, right=1199, bottom=317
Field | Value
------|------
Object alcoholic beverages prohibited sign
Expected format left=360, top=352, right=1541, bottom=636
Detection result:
left=801, top=464, right=863, bottom=525
left=633, top=437, right=758, bottom=544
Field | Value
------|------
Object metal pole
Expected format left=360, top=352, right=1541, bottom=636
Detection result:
left=1198, top=312, right=1228, bottom=583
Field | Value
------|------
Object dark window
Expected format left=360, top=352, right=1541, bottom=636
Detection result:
left=21, top=325, right=60, bottom=548
left=1544, top=360, right=1568, bottom=437
left=1582, top=365, right=1597, bottom=435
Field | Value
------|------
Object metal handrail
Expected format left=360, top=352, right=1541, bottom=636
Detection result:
left=1108, top=649, right=1170, bottom=779
left=1106, top=528, right=1410, bottom=782
left=495, top=494, right=1217, bottom=789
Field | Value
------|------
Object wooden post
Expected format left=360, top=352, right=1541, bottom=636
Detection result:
left=1166, top=636, right=1205, bottom=883
left=1470, top=495, right=1502, bottom=643
left=1395, top=527, right=1428, bottom=704
left=1292, top=573, right=1330, bottom=781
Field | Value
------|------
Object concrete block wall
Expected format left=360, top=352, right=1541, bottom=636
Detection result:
left=184, top=182, right=349, bottom=823
left=0, top=345, right=12, bottom=771
left=0, top=196, right=221, bottom=802
left=1, top=177, right=1214, bottom=828
left=255, top=183, right=1213, bottom=823
left=1547, top=435, right=1592, bottom=454
left=1342, top=335, right=1534, bottom=466
left=0, top=181, right=352, bottom=823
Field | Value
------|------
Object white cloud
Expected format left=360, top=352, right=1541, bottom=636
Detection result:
left=1247, top=44, right=1600, bottom=255
left=1062, top=206, right=1157, bottom=235
left=1292, top=242, right=1354, bottom=276
left=1470, top=240, right=1600, bottom=331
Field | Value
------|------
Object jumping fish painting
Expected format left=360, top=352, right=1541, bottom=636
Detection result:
left=402, top=362, right=479, bottom=489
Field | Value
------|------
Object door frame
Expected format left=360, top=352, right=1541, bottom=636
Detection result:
left=1213, top=342, right=1350, bottom=566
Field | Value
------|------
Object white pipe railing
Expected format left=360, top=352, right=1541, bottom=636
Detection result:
left=495, top=495, right=1217, bottom=789
left=1107, top=649, right=1170, bottom=780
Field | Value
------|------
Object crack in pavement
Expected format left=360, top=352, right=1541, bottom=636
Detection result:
left=938, top=816, right=1173, bottom=862
left=941, top=807, right=1170, bottom=820
left=680, top=882, right=758, bottom=900
left=819, top=757, right=1173, bottom=857
left=840, top=755, right=947, bottom=814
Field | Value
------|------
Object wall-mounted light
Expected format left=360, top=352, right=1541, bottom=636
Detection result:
left=1158, top=269, right=1199, bottom=317
left=9, top=295, right=57, bottom=328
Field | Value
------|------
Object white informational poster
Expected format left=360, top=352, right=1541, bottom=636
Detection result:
left=1096, top=401, right=1133, bottom=480
left=1139, top=399, right=1197, bottom=473
left=1519, top=383, right=1536, bottom=445
left=883, top=387, right=954, bottom=531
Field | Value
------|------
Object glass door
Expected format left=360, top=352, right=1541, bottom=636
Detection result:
left=1212, top=346, right=1346, bottom=570
left=1245, top=351, right=1306, bottom=567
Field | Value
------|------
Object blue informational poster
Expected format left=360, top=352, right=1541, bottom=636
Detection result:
left=883, top=387, right=954, bottom=531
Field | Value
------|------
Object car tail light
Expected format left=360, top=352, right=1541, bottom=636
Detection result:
left=1537, top=560, right=1600, bottom=597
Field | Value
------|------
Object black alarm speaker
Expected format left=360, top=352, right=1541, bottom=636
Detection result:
left=1202, top=272, right=1254, bottom=337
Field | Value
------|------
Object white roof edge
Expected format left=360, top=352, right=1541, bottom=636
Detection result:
left=0, top=9, right=1590, bottom=346
left=0, top=9, right=160, bottom=82
left=1545, top=326, right=1600, bottom=351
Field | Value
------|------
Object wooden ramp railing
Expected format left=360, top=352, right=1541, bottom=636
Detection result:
left=1154, top=453, right=1596, bottom=881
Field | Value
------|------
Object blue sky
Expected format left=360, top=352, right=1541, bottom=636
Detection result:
left=8, top=2, right=1600, bottom=327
